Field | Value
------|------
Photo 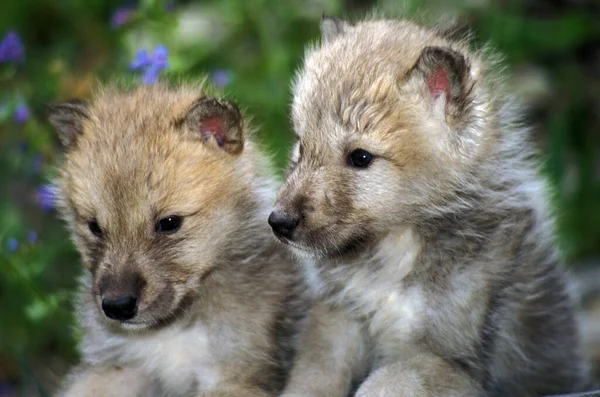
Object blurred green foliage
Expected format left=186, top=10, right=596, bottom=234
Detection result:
left=0, top=0, right=598, bottom=394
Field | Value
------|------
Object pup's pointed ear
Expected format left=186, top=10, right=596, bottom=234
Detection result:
left=407, top=46, right=471, bottom=123
left=47, top=99, right=89, bottom=147
left=182, top=97, right=244, bottom=155
left=321, top=14, right=349, bottom=44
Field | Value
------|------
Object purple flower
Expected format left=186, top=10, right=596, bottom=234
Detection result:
left=36, top=184, right=57, bottom=212
left=211, top=70, right=233, bottom=88
left=130, top=49, right=151, bottom=70
left=152, top=45, right=169, bottom=70
left=14, top=102, right=29, bottom=124
left=111, top=7, right=134, bottom=29
left=142, top=65, right=161, bottom=85
left=131, top=45, right=169, bottom=85
left=7, top=238, right=18, bottom=252
left=28, top=230, right=38, bottom=244
left=0, top=31, right=25, bottom=64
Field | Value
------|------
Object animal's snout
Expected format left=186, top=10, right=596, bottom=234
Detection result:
left=98, top=271, right=145, bottom=321
left=268, top=210, right=300, bottom=240
left=102, top=295, right=138, bottom=321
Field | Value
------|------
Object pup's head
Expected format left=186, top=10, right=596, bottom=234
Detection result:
left=270, top=17, right=498, bottom=258
left=49, top=84, right=270, bottom=330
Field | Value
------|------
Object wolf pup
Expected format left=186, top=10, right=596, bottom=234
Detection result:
left=48, top=83, right=307, bottom=397
left=269, top=16, right=591, bottom=397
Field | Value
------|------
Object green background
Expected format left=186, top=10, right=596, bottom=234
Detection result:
left=1, top=0, right=599, bottom=395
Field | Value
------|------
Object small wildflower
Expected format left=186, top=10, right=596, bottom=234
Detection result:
left=28, top=230, right=38, bottom=244
left=211, top=69, right=233, bottom=88
left=142, top=65, right=160, bottom=85
left=111, top=7, right=135, bottom=29
left=0, top=31, right=25, bottom=64
left=14, top=102, right=30, bottom=124
left=7, top=238, right=18, bottom=253
left=130, top=49, right=150, bottom=70
left=152, top=45, right=169, bottom=70
left=130, top=45, right=169, bottom=85
left=37, top=184, right=57, bottom=212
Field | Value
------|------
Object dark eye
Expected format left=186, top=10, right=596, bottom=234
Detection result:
left=156, top=215, right=182, bottom=234
left=88, top=220, right=103, bottom=237
left=348, top=149, right=374, bottom=168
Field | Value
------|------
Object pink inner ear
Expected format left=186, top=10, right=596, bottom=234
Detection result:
left=200, top=116, right=225, bottom=147
left=426, top=68, right=449, bottom=99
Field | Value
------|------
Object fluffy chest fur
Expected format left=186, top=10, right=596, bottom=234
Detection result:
left=307, top=227, right=488, bottom=365
left=83, top=321, right=220, bottom=395
left=307, top=228, right=428, bottom=360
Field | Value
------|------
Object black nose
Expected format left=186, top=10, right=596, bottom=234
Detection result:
left=268, top=211, right=299, bottom=240
left=101, top=295, right=137, bottom=321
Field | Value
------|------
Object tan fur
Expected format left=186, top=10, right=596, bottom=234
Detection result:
left=50, top=83, right=309, bottom=397
left=272, top=16, right=591, bottom=397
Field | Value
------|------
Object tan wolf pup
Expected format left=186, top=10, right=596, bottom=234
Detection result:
left=49, top=83, right=309, bottom=397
